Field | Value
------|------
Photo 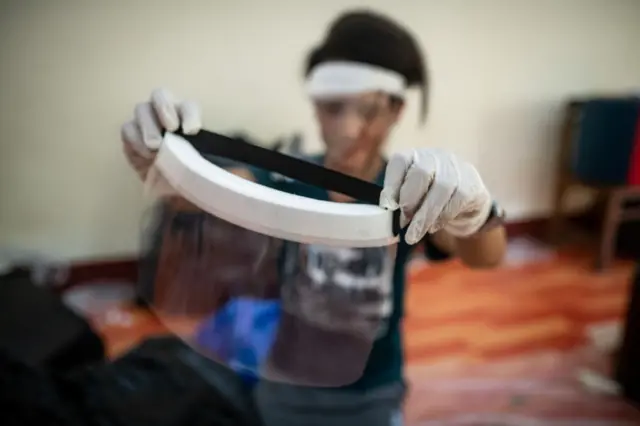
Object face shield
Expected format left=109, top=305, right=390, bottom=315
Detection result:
left=140, top=130, right=401, bottom=387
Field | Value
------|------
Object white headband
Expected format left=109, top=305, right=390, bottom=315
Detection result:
left=306, top=61, right=407, bottom=99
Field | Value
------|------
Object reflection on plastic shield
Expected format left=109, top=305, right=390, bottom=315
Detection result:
left=138, top=131, right=399, bottom=387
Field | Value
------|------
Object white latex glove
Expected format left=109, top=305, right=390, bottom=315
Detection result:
left=121, top=88, right=202, bottom=178
left=379, top=148, right=493, bottom=245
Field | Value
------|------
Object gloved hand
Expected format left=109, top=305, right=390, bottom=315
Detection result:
left=121, top=88, right=202, bottom=179
left=380, top=148, right=493, bottom=245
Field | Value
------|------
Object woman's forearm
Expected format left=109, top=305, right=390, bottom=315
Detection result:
left=432, top=226, right=507, bottom=269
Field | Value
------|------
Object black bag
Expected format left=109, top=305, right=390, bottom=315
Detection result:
left=0, top=269, right=105, bottom=372
left=0, top=347, right=85, bottom=426
left=616, top=263, right=640, bottom=407
left=0, top=337, right=262, bottom=426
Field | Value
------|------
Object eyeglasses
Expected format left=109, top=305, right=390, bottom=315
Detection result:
left=315, top=95, right=394, bottom=123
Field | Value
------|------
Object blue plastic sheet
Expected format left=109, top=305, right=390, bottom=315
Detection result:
left=195, top=298, right=281, bottom=384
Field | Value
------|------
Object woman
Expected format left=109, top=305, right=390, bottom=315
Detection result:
left=122, top=9, right=507, bottom=426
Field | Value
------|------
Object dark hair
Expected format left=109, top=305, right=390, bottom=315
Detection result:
left=305, top=9, right=429, bottom=123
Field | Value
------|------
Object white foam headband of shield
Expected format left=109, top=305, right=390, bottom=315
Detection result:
left=305, top=61, right=407, bottom=98
left=153, top=132, right=400, bottom=247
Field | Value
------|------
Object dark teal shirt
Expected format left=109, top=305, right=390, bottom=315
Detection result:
left=250, top=156, right=449, bottom=391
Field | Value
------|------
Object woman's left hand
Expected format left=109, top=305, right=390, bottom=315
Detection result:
left=380, top=148, right=493, bottom=245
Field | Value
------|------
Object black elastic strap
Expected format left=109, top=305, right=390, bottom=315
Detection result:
left=170, top=129, right=401, bottom=235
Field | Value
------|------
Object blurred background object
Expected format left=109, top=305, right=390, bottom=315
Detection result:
left=0, top=245, right=69, bottom=287
left=549, top=97, right=640, bottom=270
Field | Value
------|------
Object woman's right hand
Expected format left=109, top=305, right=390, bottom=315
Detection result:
left=121, top=88, right=202, bottom=179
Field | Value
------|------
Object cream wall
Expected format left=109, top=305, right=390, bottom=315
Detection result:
left=1, top=0, right=639, bottom=261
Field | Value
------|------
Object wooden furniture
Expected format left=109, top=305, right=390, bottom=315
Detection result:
left=549, top=100, right=640, bottom=271
left=596, top=187, right=640, bottom=270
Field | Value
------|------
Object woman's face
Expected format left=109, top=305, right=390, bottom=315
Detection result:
left=313, top=92, right=403, bottom=176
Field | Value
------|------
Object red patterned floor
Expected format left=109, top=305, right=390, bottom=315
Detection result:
left=402, top=239, right=639, bottom=424
left=92, top=238, right=640, bottom=425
